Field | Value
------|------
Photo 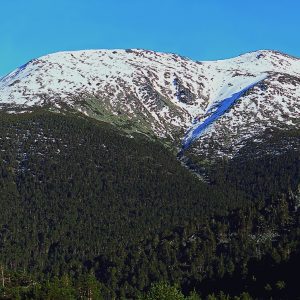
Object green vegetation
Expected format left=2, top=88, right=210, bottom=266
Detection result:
left=0, top=111, right=299, bottom=299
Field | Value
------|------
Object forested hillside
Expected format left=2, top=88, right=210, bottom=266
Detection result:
left=0, top=111, right=299, bottom=299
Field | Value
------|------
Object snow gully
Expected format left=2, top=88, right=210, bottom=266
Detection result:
left=179, top=75, right=268, bottom=155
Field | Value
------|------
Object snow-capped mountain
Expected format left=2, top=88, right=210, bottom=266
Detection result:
left=0, top=49, right=299, bottom=157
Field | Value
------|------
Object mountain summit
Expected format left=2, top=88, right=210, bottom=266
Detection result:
left=0, top=49, right=299, bottom=157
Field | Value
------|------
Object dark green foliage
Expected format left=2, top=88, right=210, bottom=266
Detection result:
left=210, top=132, right=300, bottom=205
left=0, top=111, right=235, bottom=266
left=0, top=111, right=299, bottom=299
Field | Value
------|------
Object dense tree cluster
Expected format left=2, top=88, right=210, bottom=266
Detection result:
left=0, top=111, right=299, bottom=299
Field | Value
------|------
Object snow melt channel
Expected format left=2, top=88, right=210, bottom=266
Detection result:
left=180, top=74, right=268, bottom=152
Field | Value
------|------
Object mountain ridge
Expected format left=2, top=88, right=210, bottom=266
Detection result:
left=0, top=48, right=299, bottom=158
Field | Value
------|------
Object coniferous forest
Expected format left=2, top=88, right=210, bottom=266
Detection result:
left=0, top=111, right=299, bottom=299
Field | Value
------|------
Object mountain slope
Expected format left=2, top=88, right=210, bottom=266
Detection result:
left=0, top=49, right=299, bottom=157
left=0, top=111, right=246, bottom=273
left=0, top=49, right=300, bottom=298
left=0, top=111, right=299, bottom=299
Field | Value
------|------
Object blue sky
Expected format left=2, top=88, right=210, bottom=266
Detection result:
left=0, top=0, right=299, bottom=76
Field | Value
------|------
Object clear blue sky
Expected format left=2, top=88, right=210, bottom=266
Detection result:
left=1, top=0, right=299, bottom=76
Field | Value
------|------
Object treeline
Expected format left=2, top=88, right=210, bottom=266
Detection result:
left=0, top=278, right=257, bottom=299
left=0, top=275, right=258, bottom=299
